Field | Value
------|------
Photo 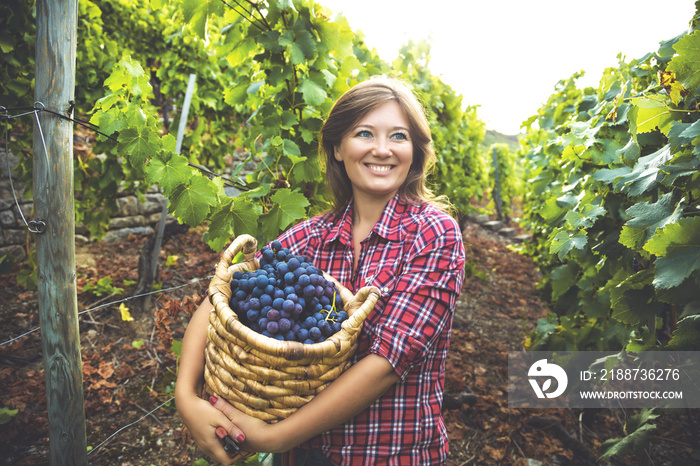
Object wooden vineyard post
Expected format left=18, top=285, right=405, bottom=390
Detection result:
left=33, top=0, right=88, bottom=464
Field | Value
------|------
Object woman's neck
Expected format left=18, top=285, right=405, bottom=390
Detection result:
left=351, top=191, right=394, bottom=242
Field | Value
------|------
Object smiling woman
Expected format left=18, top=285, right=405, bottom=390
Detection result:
left=176, top=76, right=467, bottom=465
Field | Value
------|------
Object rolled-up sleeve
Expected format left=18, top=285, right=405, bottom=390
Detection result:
left=367, top=218, right=465, bottom=379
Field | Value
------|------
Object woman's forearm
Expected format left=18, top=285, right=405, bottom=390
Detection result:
left=175, top=298, right=212, bottom=399
left=261, top=354, right=400, bottom=452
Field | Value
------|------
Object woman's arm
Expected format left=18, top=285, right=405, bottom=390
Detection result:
left=175, top=298, right=248, bottom=464
left=212, top=353, right=400, bottom=453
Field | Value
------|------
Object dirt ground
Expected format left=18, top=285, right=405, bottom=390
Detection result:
left=0, top=220, right=697, bottom=465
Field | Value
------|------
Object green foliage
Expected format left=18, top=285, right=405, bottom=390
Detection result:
left=82, top=276, right=124, bottom=297
left=488, top=143, right=524, bottom=218
left=0, top=406, right=19, bottom=425
left=520, top=13, right=700, bottom=353
left=83, top=0, right=490, bottom=250
left=3, top=0, right=490, bottom=257
left=599, top=409, right=659, bottom=460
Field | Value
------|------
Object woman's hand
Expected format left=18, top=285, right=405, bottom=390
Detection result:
left=175, top=390, right=252, bottom=465
left=209, top=395, right=281, bottom=453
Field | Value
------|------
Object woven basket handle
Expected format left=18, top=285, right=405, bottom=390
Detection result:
left=344, top=285, right=381, bottom=326
left=209, top=234, right=259, bottom=302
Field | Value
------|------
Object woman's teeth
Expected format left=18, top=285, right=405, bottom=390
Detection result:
left=367, top=164, right=391, bottom=172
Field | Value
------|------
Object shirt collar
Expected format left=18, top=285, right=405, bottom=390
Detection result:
left=326, top=194, right=406, bottom=245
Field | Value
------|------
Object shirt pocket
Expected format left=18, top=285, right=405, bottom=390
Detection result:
left=366, top=268, right=397, bottom=298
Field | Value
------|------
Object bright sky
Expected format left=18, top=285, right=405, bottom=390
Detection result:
left=319, top=0, right=696, bottom=135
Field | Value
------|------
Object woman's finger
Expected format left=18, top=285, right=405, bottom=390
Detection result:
left=209, top=395, right=247, bottom=443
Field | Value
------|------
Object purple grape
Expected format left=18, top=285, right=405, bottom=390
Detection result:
left=297, top=328, right=309, bottom=341
left=309, top=327, right=322, bottom=341
left=279, top=318, right=291, bottom=332
left=292, top=304, right=303, bottom=318
left=244, top=307, right=257, bottom=320
left=276, top=262, right=289, bottom=275
left=282, top=299, right=295, bottom=312
left=284, top=272, right=295, bottom=284
left=262, top=247, right=274, bottom=262
left=266, top=321, right=279, bottom=334
left=303, top=316, right=316, bottom=329
left=297, top=274, right=310, bottom=287
left=288, top=257, right=300, bottom=271
left=267, top=309, right=281, bottom=322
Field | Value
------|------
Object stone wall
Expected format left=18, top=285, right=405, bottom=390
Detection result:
left=0, top=149, right=255, bottom=261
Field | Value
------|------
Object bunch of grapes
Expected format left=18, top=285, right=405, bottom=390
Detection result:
left=229, top=240, right=348, bottom=344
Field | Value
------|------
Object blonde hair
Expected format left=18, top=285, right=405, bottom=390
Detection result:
left=320, top=76, right=451, bottom=215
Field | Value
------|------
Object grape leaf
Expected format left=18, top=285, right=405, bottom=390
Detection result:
left=169, top=176, right=218, bottom=226
left=550, top=262, right=580, bottom=301
left=667, top=121, right=695, bottom=152
left=630, top=97, right=675, bottom=135
left=564, top=204, right=606, bottom=229
left=117, top=127, right=160, bottom=167
left=89, top=107, right=126, bottom=137
left=616, top=137, right=640, bottom=166
left=619, top=193, right=684, bottom=250
left=146, top=151, right=193, bottom=194
left=667, top=29, right=700, bottom=97
left=599, top=419, right=657, bottom=459
left=299, top=78, right=327, bottom=106
left=644, top=217, right=700, bottom=289
left=206, top=199, right=260, bottom=252
left=667, top=315, right=700, bottom=350
left=593, top=145, right=673, bottom=196
left=549, top=230, right=587, bottom=260
left=610, top=269, right=662, bottom=325
left=259, top=189, right=310, bottom=240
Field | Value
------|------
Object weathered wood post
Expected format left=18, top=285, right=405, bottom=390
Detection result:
left=33, top=0, right=88, bottom=464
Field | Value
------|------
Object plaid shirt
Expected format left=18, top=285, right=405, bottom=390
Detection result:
left=273, top=194, right=465, bottom=465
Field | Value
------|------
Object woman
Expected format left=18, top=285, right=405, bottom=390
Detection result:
left=176, top=76, right=465, bottom=465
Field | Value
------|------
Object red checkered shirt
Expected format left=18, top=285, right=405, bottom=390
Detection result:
left=272, top=194, right=465, bottom=465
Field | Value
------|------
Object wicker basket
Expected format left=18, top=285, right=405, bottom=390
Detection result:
left=204, top=234, right=380, bottom=422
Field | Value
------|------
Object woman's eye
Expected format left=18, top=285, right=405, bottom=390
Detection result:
left=392, top=132, right=408, bottom=141
left=357, top=130, right=372, bottom=138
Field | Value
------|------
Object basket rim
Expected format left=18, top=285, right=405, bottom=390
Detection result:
left=208, top=234, right=380, bottom=358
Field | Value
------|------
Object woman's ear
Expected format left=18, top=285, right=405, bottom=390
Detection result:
left=333, top=146, right=343, bottom=162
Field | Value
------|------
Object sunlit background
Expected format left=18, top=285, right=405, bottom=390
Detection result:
left=319, top=0, right=697, bottom=134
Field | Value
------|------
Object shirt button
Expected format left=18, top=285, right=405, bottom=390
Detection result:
left=381, top=286, right=390, bottom=294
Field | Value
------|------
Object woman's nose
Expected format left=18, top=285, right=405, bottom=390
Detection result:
left=373, top=138, right=391, bottom=156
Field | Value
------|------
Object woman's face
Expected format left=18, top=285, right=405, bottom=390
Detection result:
left=334, top=100, right=413, bottom=204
